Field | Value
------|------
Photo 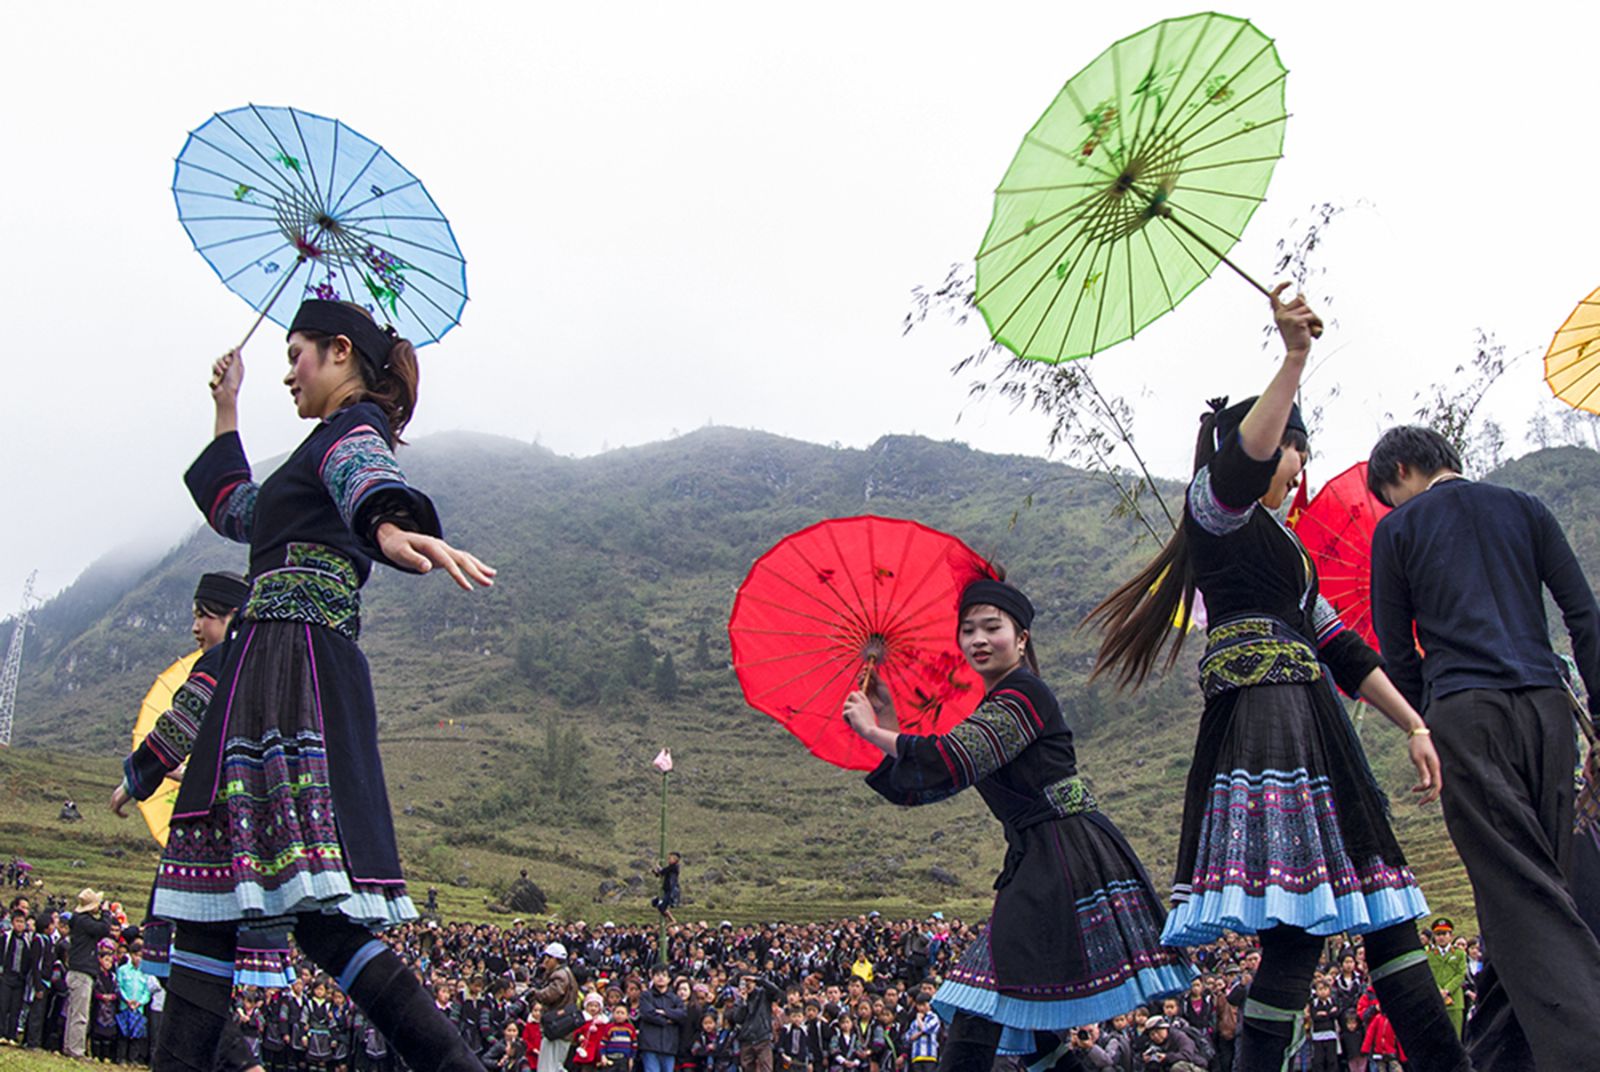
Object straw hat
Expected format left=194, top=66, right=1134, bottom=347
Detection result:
left=75, top=888, right=104, bottom=913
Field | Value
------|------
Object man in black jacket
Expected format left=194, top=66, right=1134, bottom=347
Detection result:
left=1, top=909, right=38, bottom=1043
left=638, top=967, right=687, bottom=1072
left=24, top=916, right=62, bottom=1050
left=729, top=966, right=783, bottom=1072
left=1369, top=426, right=1600, bottom=1071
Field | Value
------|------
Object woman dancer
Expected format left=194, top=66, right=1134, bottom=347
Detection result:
left=151, top=299, right=494, bottom=1072
left=843, top=577, right=1191, bottom=1072
left=1088, top=287, right=1467, bottom=1072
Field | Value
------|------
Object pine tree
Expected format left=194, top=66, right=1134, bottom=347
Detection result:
left=626, top=633, right=656, bottom=687
left=693, top=627, right=713, bottom=670
left=653, top=652, right=679, bottom=702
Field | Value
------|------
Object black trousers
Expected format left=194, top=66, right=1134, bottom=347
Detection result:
left=0, top=976, right=24, bottom=1041
left=24, top=989, right=53, bottom=1047
left=1430, top=687, right=1600, bottom=1070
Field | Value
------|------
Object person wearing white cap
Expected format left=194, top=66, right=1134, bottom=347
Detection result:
left=531, top=943, right=578, bottom=1072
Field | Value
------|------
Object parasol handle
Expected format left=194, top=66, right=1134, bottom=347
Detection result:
left=212, top=258, right=306, bottom=388
left=858, top=656, right=877, bottom=693
left=239, top=256, right=307, bottom=350
left=1158, top=209, right=1324, bottom=339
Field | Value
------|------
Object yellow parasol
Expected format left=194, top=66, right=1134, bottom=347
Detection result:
left=131, top=650, right=202, bottom=846
left=1545, top=285, right=1600, bottom=413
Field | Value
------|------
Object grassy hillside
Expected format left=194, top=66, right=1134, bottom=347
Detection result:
left=11, top=430, right=1586, bottom=931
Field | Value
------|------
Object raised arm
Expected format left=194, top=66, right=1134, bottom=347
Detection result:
left=1237, top=284, right=1316, bottom=462
left=186, top=349, right=257, bottom=543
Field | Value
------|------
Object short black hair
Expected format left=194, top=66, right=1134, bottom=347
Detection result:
left=1367, top=426, right=1463, bottom=504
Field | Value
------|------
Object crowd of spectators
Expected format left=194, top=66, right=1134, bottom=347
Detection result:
left=2, top=856, right=1485, bottom=1071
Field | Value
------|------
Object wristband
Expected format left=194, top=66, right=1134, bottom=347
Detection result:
left=1409, top=726, right=1431, bottom=738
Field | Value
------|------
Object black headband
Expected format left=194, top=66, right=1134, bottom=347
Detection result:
left=289, top=300, right=399, bottom=372
left=1209, top=395, right=1306, bottom=450
left=194, top=571, right=249, bottom=612
left=959, top=580, right=1034, bottom=631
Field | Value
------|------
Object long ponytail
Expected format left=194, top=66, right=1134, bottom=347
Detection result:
left=359, top=334, right=418, bottom=445
left=1084, top=405, right=1225, bottom=689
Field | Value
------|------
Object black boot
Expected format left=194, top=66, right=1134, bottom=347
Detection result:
left=1365, top=925, right=1471, bottom=1072
left=150, top=990, right=229, bottom=1072
left=1234, top=1014, right=1295, bottom=1072
left=936, top=1012, right=1002, bottom=1072
left=344, top=948, right=480, bottom=1072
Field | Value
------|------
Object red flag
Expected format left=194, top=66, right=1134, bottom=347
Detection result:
left=1286, top=471, right=1311, bottom=529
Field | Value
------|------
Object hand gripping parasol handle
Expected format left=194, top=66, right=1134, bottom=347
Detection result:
left=1158, top=209, right=1324, bottom=339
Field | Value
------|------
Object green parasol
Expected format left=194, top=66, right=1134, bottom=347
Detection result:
left=977, top=12, right=1290, bottom=363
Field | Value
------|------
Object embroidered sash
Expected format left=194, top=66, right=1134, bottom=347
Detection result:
left=1199, top=616, right=1321, bottom=699
left=243, top=543, right=362, bottom=641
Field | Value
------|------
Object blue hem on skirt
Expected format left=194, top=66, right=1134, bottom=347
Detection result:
left=1162, top=883, right=1430, bottom=945
left=152, top=874, right=416, bottom=931
left=933, top=964, right=1196, bottom=1054
left=235, top=966, right=297, bottom=988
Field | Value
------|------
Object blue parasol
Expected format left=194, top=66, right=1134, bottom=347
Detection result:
left=173, top=104, right=467, bottom=350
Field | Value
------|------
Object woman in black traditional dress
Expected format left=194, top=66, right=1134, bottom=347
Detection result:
left=842, top=578, right=1192, bottom=1072
left=150, top=300, right=494, bottom=1072
left=1088, top=287, right=1467, bottom=1072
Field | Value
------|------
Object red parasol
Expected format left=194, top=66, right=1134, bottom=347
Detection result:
left=1291, top=461, right=1391, bottom=649
left=729, top=516, right=994, bottom=771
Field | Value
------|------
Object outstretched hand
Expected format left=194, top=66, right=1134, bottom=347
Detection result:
left=1269, top=282, right=1323, bottom=351
left=1408, top=733, right=1443, bottom=806
left=377, top=524, right=497, bottom=590
left=110, top=783, right=132, bottom=818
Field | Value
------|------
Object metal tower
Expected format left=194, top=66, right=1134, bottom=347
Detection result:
left=0, top=571, right=38, bottom=747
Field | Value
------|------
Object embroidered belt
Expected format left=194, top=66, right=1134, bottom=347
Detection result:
left=243, top=543, right=362, bottom=641
left=1043, top=775, right=1098, bottom=818
left=1198, top=616, right=1321, bottom=699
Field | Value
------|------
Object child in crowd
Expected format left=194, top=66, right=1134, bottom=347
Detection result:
left=1338, top=1008, right=1366, bottom=1072
left=777, top=1005, right=809, bottom=1071
left=114, top=946, right=152, bottom=1064
left=601, top=1003, right=637, bottom=1069
left=305, top=978, right=335, bottom=1070
left=866, top=1005, right=898, bottom=1072
left=829, top=1013, right=862, bottom=1072
left=89, top=948, right=120, bottom=1062
left=1308, top=980, right=1340, bottom=1072
left=236, top=990, right=264, bottom=1067
left=571, top=994, right=611, bottom=1070
left=328, top=986, right=352, bottom=1072
left=904, top=995, right=939, bottom=1072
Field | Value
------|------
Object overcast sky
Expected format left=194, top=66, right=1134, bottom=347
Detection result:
left=3, top=1, right=1597, bottom=608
